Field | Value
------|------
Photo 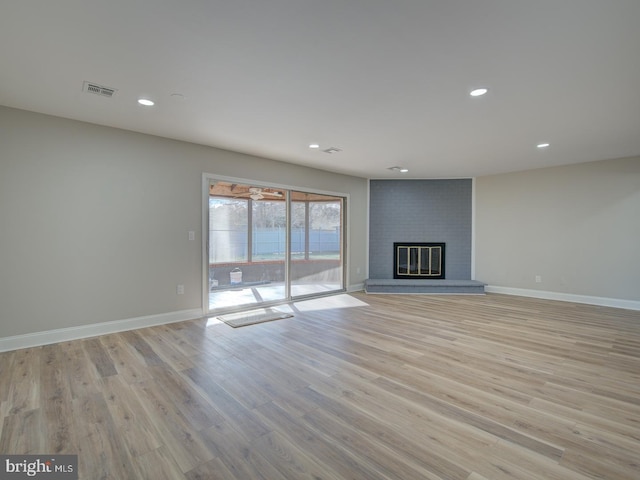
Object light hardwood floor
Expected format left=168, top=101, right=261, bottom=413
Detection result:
left=1, top=293, right=639, bottom=479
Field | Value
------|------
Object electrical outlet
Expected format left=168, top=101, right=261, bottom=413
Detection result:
left=177, top=284, right=185, bottom=294
left=188, top=231, right=195, bottom=241
left=535, top=275, right=542, bottom=283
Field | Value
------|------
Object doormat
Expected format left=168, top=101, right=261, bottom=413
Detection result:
left=217, top=308, right=293, bottom=328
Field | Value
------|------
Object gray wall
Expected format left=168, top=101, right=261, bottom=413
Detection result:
left=0, top=106, right=369, bottom=338
left=369, top=179, right=473, bottom=279
left=2, top=105, right=636, bottom=342
left=476, top=156, right=640, bottom=301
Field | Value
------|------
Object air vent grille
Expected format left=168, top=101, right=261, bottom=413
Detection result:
left=323, top=147, right=342, bottom=154
left=83, top=81, right=117, bottom=97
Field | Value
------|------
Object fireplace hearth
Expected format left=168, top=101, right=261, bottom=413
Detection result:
left=394, top=242, right=445, bottom=280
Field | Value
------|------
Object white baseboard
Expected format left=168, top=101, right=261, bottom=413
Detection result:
left=485, top=286, right=640, bottom=311
left=0, top=308, right=204, bottom=353
left=348, top=282, right=365, bottom=293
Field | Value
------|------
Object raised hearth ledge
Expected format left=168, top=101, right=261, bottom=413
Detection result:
left=364, top=279, right=486, bottom=295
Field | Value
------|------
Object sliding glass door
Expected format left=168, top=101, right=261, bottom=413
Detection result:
left=206, top=178, right=345, bottom=313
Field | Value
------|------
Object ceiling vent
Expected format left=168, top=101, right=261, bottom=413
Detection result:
left=83, top=81, right=117, bottom=98
left=323, top=147, right=342, bottom=154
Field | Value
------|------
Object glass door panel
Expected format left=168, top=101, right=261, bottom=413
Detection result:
left=290, top=191, right=344, bottom=298
left=208, top=180, right=287, bottom=311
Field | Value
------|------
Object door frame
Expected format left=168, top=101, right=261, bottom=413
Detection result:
left=202, top=172, right=349, bottom=316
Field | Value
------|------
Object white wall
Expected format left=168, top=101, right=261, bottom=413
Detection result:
left=0, top=107, right=368, bottom=339
left=475, top=156, right=640, bottom=305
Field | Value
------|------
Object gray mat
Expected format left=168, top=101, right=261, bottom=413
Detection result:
left=217, top=308, right=293, bottom=328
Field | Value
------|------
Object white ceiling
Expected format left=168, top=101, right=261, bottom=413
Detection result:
left=2, top=0, right=639, bottom=179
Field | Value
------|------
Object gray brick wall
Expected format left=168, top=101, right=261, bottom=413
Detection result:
left=369, top=179, right=472, bottom=279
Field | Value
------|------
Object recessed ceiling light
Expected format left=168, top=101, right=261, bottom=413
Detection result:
left=309, top=143, right=320, bottom=149
left=388, top=166, right=409, bottom=173
left=138, top=98, right=154, bottom=106
left=470, top=88, right=488, bottom=97
left=537, top=143, right=550, bottom=148
left=399, top=168, right=409, bottom=173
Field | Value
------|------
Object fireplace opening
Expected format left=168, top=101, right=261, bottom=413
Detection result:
left=394, top=242, right=445, bottom=279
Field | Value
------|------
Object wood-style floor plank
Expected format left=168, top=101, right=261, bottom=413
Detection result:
left=1, top=292, right=640, bottom=479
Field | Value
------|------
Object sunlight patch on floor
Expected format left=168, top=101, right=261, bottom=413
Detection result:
left=292, top=293, right=369, bottom=312
left=206, top=293, right=368, bottom=326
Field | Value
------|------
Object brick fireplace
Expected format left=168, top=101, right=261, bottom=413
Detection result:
left=393, top=242, right=445, bottom=280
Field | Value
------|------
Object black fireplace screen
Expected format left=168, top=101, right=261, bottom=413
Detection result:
left=394, top=242, right=445, bottom=279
